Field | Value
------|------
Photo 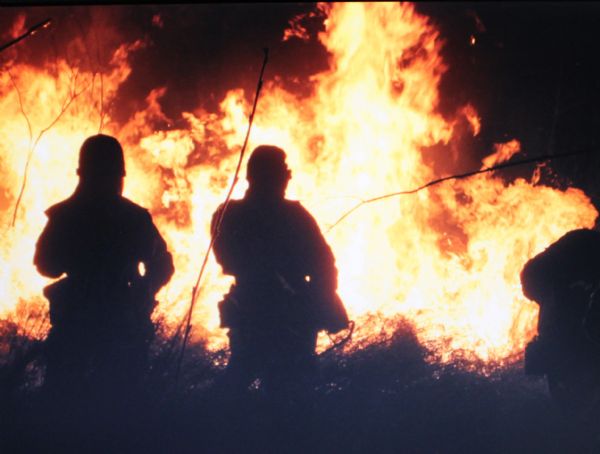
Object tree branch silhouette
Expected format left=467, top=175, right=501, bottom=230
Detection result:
left=9, top=67, right=88, bottom=227
left=326, top=148, right=597, bottom=233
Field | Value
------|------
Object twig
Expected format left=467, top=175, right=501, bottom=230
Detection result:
left=326, top=148, right=597, bottom=233
left=98, top=69, right=105, bottom=133
left=80, top=17, right=105, bottom=133
left=7, top=68, right=33, bottom=146
left=0, top=19, right=51, bottom=54
left=10, top=69, right=88, bottom=227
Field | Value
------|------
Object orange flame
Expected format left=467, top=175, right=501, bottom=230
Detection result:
left=461, top=104, right=481, bottom=137
left=482, top=139, right=521, bottom=169
left=1, top=3, right=597, bottom=366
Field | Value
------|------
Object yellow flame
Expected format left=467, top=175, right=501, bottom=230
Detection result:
left=462, top=104, right=481, bottom=136
left=0, top=3, right=596, bottom=366
left=482, top=139, right=521, bottom=169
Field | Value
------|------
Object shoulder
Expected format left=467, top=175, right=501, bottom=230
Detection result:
left=284, top=199, right=307, bottom=213
left=119, top=197, right=152, bottom=219
left=284, top=199, right=316, bottom=221
left=556, top=228, right=600, bottom=248
left=45, top=196, right=77, bottom=219
left=542, top=228, right=600, bottom=261
left=284, top=200, right=328, bottom=236
left=213, top=199, right=246, bottom=218
left=524, top=228, right=600, bottom=277
left=221, top=199, right=245, bottom=210
left=112, top=198, right=159, bottom=233
left=211, top=200, right=243, bottom=232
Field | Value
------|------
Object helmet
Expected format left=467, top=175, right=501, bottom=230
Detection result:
left=77, top=134, right=126, bottom=179
left=246, top=145, right=290, bottom=184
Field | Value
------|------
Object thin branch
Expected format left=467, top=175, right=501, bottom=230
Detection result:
left=8, top=14, right=105, bottom=227
left=98, top=71, right=105, bottom=133
left=7, top=68, right=33, bottom=146
left=174, top=48, right=270, bottom=383
left=95, top=29, right=105, bottom=133
left=76, top=15, right=105, bottom=134
left=10, top=70, right=88, bottom=227
left=7, top=68, right=34, bottom=229
left=326, top=148, right=597, bottom=233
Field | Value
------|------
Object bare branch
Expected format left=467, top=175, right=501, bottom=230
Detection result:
left=94, top=29, right=105, bottom=133
left=10, top=67, right=88, bottom=227
left=75, top=15, right=105, bottom=133
left=9, top=13, right=107, bottom=227
left=7, top=68, right=34, bottom=228
left=7, top=68, right=33, bottom=147
left=326, top=148, right=598, bottom=233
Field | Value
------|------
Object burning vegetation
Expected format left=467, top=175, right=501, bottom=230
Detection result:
left=2, top=3, right=600, bottom=452
left=0, top=2, right=596, bottom=365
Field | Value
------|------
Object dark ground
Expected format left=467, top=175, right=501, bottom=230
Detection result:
left=1, top=320, right=598, bottom=454
left=2, top=4, right=600, bottom=453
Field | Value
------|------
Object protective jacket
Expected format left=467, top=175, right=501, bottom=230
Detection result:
left=212, top=194, right=348, bottom=334
left=35, top=192, right=174, bottom=331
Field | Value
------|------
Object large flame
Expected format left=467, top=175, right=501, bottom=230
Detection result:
left=0, top=3, right=596, bottom=365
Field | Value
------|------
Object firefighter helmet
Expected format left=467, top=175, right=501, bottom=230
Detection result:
left=246, top=145, right=290, bottom=183
left=77, top=134, right=126, bottom=178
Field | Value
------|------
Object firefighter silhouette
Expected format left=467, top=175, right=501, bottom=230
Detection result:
left=34, top=134, right=174, bottom=400
left=211, top=145, right=348, bottom=398
left=521, top=228, right=600, bottom=417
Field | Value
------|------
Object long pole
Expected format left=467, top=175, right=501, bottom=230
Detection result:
left=174, top=48, right=269, bottom=382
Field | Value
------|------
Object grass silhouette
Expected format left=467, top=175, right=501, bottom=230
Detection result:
left=1, top=315, right=598, bottom=454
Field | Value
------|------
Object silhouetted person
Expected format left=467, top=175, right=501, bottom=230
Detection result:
left=34, top=134, right=174, bottom=404
left=521, top=228, right=600, bottom=416
left=211, top=145, right=348, bottom=400
left=522, top=229, right=600, bottom=353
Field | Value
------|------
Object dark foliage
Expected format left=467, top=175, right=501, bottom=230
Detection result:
left=1, top=318, right=598, bottom=454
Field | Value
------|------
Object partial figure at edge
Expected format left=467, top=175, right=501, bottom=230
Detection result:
left=521, top=228, right=600, bottom=418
